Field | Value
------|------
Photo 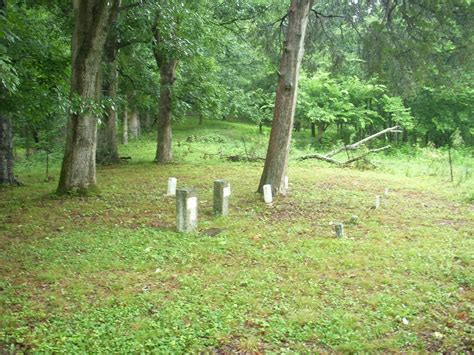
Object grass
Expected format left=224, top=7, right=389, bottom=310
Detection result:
left=1, top=119, right=473, bottom=353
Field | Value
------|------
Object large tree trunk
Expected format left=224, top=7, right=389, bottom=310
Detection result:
left=97, top=27, right=120, bottom=164
left=155, top=61, right=176, bottom=162
left=0, top=1, right=17, bottom=186
left=0, top=116, right=19, bottom=185
left=153, top=19, right=177, bottom=164
left=257, top=0, right=313, bottom=196
left=57, top=0, right=119, bottom=194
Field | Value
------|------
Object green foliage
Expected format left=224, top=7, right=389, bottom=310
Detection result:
left=297, top=71, right=414, bottom=142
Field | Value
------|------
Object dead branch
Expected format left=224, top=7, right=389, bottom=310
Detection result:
left=342, top=145, right=391, bottom=165
left=325, top=125, right=401, bottom=158
left=226, top=155, right=265, bottom=162
left=298, top=126, right=401, bottom=165
left=298, top=153, right=341, bottom=165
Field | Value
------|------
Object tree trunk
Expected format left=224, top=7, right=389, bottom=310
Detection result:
left=0, top=1, right=17, bottom=186
left=0, top=116, right=18, bottom=185
left=153, top=22, right=177, bottom=164
left=310, top=122, right=316, bottom=138
left=97, top=24, right=120, bottom=165
left=143, top=112, right=151, bottom=132
left=122, top=108, right=129, bottom=145
left=57, top=0, right=119, bottom=194
left=155, top=64, right=175, bottom=162
left=129, top=110, right=140, bottom=139
left=317, top=123, right=325, bottom=144
left=257, top=0, right=313, bottom=196
left=97, top=60, right=119, bottom=164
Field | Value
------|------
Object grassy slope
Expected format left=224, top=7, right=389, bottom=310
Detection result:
left=1, top=120, right=473, bottom=353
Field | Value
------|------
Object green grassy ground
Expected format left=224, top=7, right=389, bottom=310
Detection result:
left=1, top=120, right=473, bottom=353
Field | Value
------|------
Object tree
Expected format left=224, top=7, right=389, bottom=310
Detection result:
left=96, top=23, right=121, bottom=164
left=0, top=0, right=19, bottom=186
left=57, top=0, right=120, bottom=194
left=258, top=0, right=313, bottom=196
left=152, top=6, right=177, bottom=163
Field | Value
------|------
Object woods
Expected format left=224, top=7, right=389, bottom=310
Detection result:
left=1, top=1, right=472, bottom=191
left=0, top=0, right=473, bottom=352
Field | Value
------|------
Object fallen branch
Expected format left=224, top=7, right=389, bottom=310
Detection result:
left=325, top=126, right=401, bottom=158
left=298, top=126, right=401, bottom=165
left=298, top=153, right=341, bottom=165
left=226, top=155, right=265, bottom=162
left=342, top=145, right=391, bottom=165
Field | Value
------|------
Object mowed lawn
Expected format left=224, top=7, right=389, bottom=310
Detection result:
left=1, top=121, right=473, bottom=353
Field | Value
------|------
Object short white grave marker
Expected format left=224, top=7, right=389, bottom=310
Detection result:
left=176, top=188, right=198, bottom=233
left=213, top=179, right=230, bottom=216
left=375, top=195, right=381, bottom=209
left=263, top=184, right=273, bottom=204
left=166, top=177, right=177, bottom=196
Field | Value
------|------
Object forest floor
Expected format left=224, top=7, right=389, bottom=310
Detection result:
left=1, top=120, right=473, bottom=353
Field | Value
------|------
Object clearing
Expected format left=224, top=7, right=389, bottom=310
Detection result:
left=1, top=120, right=473, bottom=353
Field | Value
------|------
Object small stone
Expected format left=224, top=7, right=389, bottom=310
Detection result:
left=203, top=228, right=224, bottom=237
left=402, top=317, right=409, bottom=325
left=334, top=222, right=345, bottom=238
left=433, top=332, right=443, bottom=339
left=350, top=215, right=359, bottom=224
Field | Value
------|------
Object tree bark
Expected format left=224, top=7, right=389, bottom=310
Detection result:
left=257, top=0, right=313, bottom=196
left=122, top=108, right=129, bottom=145
left=57, top=0, right=120, bottom=194
left=317, top=123, right=325, bottom=144
left=97, top=25, right=120, bottom=164
left=153, top=18, right=177, bottom=163
left=0, top=1, right=18, bottom=186
left=129, top=110, right=140, bottom=139
left=310, top=122, right=316, bottom=138
left=0, top=116, right=19, bottom=185
left=143, top=112, right=151, bottom=132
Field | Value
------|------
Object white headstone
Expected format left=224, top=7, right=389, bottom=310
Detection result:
left=375, top=195, right=381, bottom=209
left=223, top=186, right=231, bottom=198
left=167, top=177, right=177, bottom=196
left=188, top=197, right=197, bottom=225
left=263, top=184, right=273, bottom=204
left=214, top=180, right=230, bottom=216
left=284, top=175, right=289, bottom=190
left=384, top=188, right=390, bottom=196
left=176, top=189, right=197, bottom=233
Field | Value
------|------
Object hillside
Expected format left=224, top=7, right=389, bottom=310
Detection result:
left=1, top=120, right=473, bottom=353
